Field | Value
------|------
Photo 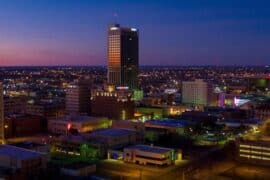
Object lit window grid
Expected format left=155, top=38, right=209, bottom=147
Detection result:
left=108, top=35, right=121, bottom=65
left=239, top=143, right=270, bottom=161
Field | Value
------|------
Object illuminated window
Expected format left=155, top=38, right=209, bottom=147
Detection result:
left=240, top=144, right=250, bottom=148
left=240, top=154, right=250, bottom=158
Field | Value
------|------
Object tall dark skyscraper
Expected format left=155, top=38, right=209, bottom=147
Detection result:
left=107, top=24, right=139, bottom=89
left=0, top=82, right=4, bottom=144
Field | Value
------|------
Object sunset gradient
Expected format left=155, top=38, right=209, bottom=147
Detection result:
left=0, top=0, right=269, bottom=66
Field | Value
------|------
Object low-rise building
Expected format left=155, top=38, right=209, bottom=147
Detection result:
left=0, top=145, right=47, bottom=174
left=51, top=135, right=98, bottom=158
left=48, top=115, right=111, bottom=135
left=11, top=142, right=50, bottom=154
left=135, top=106, right=164, bottom=120
left=237, top=140, right=270, bottom=166
left=123, top=144, right=180, bottom=166
left=85, top=128, right=137, bottom=150
left=112, top=120, right=144, bottom=143
left=144, top=119, right=195, bottom=134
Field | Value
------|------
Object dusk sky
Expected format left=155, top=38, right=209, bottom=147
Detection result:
left=0, top=0, right=270, bottom=66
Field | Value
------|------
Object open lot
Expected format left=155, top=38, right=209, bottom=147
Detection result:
left=95, top=159, right=189, bottom=179
left=220, top=164, right=270, bottom=180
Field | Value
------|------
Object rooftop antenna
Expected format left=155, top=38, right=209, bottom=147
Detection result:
left=113, top=12, right=119, bottom=25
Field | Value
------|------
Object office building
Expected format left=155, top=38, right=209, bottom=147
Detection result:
left=86, top=128, right=137, bottom=150
left=237, top=140, right=270, bottom=166
left=51, top=135, right=98, bottom=157
left=91, top=88, right=135, bottom=120
left=107, top=24, right=139, bottom=89
left=255, top=101, right=270, bottom=120
left=5, top=115, right=43, bottom=138
left=26, top=101, right=65, bottom=119
left=123, top=145, right=181, bottom=166
left=144, top=119, right=195, bottom=134
left=182, top=79, right=213, bottom=106
left=48, top=115, right=111, bottom=135
left=112, top=120, right=144, bottom=142
left=0, top=83, right=4, bottom=144
left=3, top=96, right=27, bottom=115
left=66, top=76, right=92, bottom=115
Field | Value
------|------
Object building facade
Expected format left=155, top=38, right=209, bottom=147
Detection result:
left=66, top=77, right=92, bottom=115
left=123, top=145, right=180, bottom=166
left=0, top=83, right=4, bottom=144
left=237, top=140, right=270, bottom=166
left=112, top=120, right=144, bottom=143
left=255, top=102, right=270, bottom=120
left=0, top=145, right=47, bottom=174
left=3, top=96, right=27, bottom=115
left=182, top=79, right=213, bottom=106
left=91, top=89, right=135, bottom=120
left=86, top=128, right=137, bottom=150
left=48, top=115, right=111, bottom=135
left=26, top=102, right=65, bottom=119
left=5, top=115, right=44, bottom=138
left=107, top=24, right=139, bottom=89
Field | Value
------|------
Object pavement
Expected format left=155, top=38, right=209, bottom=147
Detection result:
left=221, top=164, right=270, bottom=179
left=96, top=159, right=189, bottom=179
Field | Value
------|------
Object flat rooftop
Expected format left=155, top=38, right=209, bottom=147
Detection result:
left=145, top=119, right=196, bottom=127
left=126, top=145, right=172, bottom=154
left=90, top=128, right=135, bottom=137
left=52, top=115, right=107, bottom=122
left=11, top=142, right=46, bottom=149
left=219, top=119, right=262, bottom=124
left=0, top=145, right=44, bottom=160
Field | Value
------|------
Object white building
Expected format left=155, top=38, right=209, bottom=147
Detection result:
left=182, top=79, right=212, bottom=106
left=48, top=115, right=111, bottom=135
left=123, top=145, right=181, bottom=166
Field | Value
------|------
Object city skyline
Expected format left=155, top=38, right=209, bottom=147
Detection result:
left=0, top=0, right=270, bottom=66
left=1, top=1, right=270, bottom=179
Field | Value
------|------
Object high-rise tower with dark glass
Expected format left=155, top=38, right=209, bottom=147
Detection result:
left=0, top=82, right=4, bottom=144
left=107, top=24, right=139, bottom=89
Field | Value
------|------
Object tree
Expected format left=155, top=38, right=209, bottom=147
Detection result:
left=80, top=144, right=97, bottom=159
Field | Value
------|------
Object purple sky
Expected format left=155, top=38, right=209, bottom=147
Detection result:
left=0, top=0, right=270, bottom=66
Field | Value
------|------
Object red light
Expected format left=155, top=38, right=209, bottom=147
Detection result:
left=67, top=123, right=71, bottom=130
left=116, top=86, right=129, bottom=90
